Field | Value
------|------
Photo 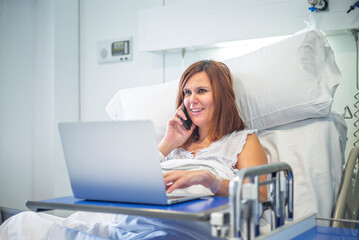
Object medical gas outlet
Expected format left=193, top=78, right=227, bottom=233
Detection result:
left=98, top=37, right=132, bottom=64
left=308, top=0, right=328, bottom=12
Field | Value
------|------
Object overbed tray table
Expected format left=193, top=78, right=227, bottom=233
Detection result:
left=26, top=195, right=229, bottom=222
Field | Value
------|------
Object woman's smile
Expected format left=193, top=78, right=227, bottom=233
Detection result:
left=190, top=107, right=205, bottom=115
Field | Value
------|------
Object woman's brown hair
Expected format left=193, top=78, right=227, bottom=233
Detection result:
left=176, top=60, right=245, bottom=145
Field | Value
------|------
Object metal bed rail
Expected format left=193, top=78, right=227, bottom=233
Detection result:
left=210, top=162, right=294, bottom=240
left=331, top=146, right=359, bottom=229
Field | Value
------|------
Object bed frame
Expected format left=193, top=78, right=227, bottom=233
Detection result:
left=210, top=162, right=293, bottom=239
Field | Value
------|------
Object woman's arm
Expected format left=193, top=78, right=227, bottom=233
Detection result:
left=163, top=169, right=229, bottom=195
left=204, top=134, right=268, bottom=197
left=234, top=134, right=268, bottom=200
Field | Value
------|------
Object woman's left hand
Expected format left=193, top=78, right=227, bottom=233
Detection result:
left=163, top=170, right=214, bottom=193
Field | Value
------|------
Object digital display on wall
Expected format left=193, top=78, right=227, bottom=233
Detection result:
left=111, top=40, right=129, bottom=56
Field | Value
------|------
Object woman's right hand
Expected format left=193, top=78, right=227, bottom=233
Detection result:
left=158, top=103, right=196, bottom=156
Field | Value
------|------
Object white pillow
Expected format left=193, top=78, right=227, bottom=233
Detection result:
left=224, top=30, right=341, bottom=130
left=105, top=80, right=179, bottom=142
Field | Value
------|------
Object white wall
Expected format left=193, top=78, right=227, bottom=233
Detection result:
left=80, top=0, right=164, bottom=121
left=0, top=0, right=35, bottom=209
left=0, top=0, right=78, bottom=210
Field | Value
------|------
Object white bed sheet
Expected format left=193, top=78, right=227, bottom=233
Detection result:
left=257, top=112, right=347, bottom=219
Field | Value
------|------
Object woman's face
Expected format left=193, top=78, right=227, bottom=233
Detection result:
left=183, top=71, right=214, bottom=129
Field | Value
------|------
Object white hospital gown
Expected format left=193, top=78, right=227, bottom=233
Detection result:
left=0, top=130, right=255, bottom=240
left=165, top=130, right=256, bottom=166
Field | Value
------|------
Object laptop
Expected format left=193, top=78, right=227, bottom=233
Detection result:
left=58, top=120, right=208, bottom=205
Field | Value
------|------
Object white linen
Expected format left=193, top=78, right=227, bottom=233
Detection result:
left=0, top=211, right=115, bottom=240
left=257, top=112, right=347, bottom=219
left=0, top=211, right=221, bottom=240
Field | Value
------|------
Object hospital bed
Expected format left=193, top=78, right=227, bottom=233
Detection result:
left=104, top=29, right=348, bottom=222
left=1, top=29, right=358, bottom=238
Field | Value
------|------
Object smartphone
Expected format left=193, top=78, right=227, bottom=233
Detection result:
left=179, top=105, right=192, bottom=130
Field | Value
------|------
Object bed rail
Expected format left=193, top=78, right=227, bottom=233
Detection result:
left=0, top=206, right=24, bottom=225
left=210, top=162, right=294, bottom=240
left=331, top=146, right=359, bottom=228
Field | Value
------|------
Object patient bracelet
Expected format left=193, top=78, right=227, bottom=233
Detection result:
left=209, top=174, right=222, bottom=194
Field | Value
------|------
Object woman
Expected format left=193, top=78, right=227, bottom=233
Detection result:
left=0, top=60, right=268, bottom=239
left=159, top=60, right=267, bottom=198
